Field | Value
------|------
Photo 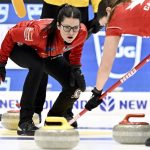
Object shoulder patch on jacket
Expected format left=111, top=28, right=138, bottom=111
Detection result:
left=24, top=27, right=34, bottom=41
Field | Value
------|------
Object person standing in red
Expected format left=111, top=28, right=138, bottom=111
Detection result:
left=84, top=0, right=150, bottom=146
left=0, top=4, right=87, bottom=135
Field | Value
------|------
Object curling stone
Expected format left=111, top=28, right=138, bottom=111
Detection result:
left=34, top=117, right=80, bottom=149
left=113, top=114, right=150, bottom=144
left=1, top=110, right=39, bottom=130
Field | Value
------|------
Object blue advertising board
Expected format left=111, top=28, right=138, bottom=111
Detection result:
left=0, top=3, right=150, bottom=92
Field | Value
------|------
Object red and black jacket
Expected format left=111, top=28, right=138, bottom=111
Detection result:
left=0, top=19, right=87, bottom=65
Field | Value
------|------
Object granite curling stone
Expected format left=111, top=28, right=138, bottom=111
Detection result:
left=113, top=114, right=150, bottom=144
left=1, top=110, right=39, bottom=130
left=34, top=117, right=80, bottom=149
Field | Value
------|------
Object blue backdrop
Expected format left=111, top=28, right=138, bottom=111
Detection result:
left=0, top=3, right=150, bottom=91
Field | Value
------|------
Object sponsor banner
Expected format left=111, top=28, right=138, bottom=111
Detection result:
left=0, top=4, right=42, bottom=24
left=91, top=32, right=150, bottom=91
left=93, top=33, right=142, bottom=79
left=0, top=74, right=59, bottom=91
left=0, top=4, right=150, bottom=91
left=0, top=31, right=150, bottom=91
left=0, top=92, right=150, bottom=124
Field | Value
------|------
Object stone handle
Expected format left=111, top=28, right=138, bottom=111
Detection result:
left=119, top=114, right=149, bottom=125
left=44, top=117, right=73, bottom=130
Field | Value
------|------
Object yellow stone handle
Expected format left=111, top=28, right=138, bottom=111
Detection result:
left=44, top=117, right=73, bottom=130
left=11, top=0, right=26, bottom=18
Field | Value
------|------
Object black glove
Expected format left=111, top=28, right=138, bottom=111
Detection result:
left=85, top=87, right=103, bottom=111
left=69, top=65, right=86, bottom=92
left=0, top=63, right=6, bottom=83
left=87, top=13, right=103, bottom=38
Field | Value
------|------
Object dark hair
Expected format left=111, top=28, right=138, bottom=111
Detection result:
left=97, top=0, right=110, bottom=20
left=43, top=4, right=81, bottom=51
left=97, top=0, right=131, bottom=20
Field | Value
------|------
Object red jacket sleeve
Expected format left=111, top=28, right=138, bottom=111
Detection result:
left=0, top=30, right=14, bottom=64
left=69, top=43, right=84, bottom=65
left=0, top=20, right=46, bottom=64
left=69, top=24, right=87, bottom=65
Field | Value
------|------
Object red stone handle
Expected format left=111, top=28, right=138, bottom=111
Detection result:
left=119, top=114, right=149, bottom=125
left=7, top=110, right=20, bottom=113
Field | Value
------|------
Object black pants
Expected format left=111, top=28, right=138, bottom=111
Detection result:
left=10, top=45, right=78, bottom=125
left=31, top=2, right=89, bottom=117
